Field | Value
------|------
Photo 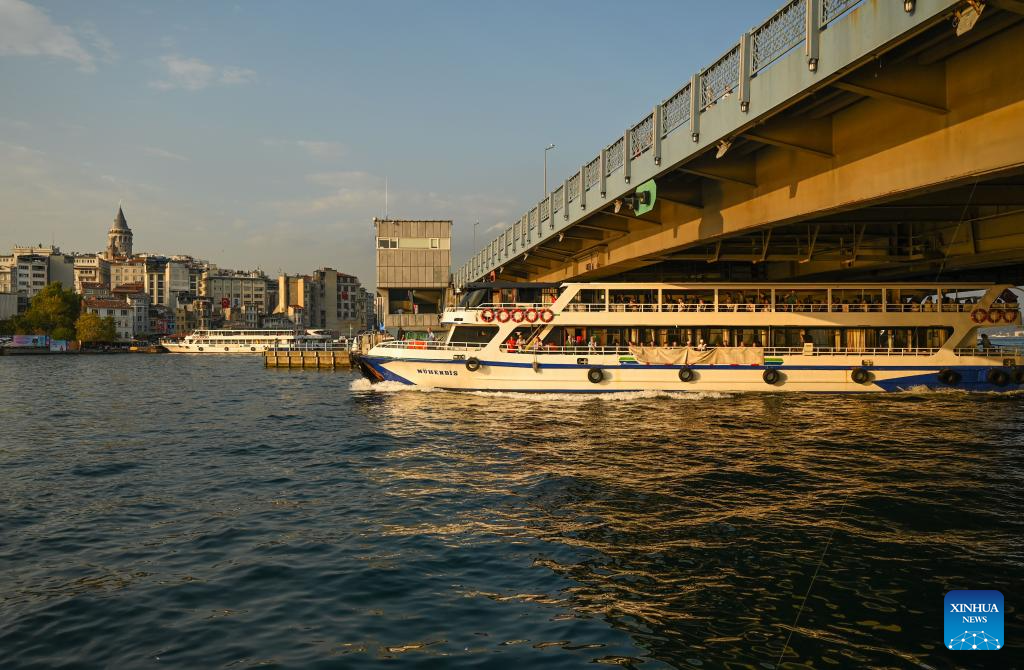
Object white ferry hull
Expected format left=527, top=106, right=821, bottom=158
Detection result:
left=359, top=353, right=1024, bottom=393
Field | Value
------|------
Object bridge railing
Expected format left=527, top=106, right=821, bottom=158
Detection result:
left=456, top=0, right=902, bottom=289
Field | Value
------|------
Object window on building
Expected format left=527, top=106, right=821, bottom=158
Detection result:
left=430, top=238, right=439, bottom=249
left=377, top=238, right=398, bottom=249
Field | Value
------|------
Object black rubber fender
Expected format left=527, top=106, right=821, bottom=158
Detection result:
left=465, top=357, right=481, bottom=372
left=937, top=369, right=961, bottom=386
left=987, top=367, right=1009, bottom=386
left=762, top=368, right=781, bottom=385
left=1013, top=367, right=1024, bottom=385
left=851, top=367, right=871, bottom=384
left=587, top=367, right=603, bottom=384
left=678, top=367, right=695, bottom=383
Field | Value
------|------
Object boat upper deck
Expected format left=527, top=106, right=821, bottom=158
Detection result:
left=446, top=282, right=1019, bottom=321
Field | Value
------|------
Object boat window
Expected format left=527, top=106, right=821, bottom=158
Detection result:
left=831, top=288, right=882, bottom=312
left=449, top=326, right=498, bottom=345
left=939, top=288, right=980, bottom=311
left=773, top=287, right=828, bottom=312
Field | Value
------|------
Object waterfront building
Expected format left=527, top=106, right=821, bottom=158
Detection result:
left=109, top=259, right=148, bottom=292
left=0, top=292, right=16, bottom=320
left=203, top=269, right=271, bottom=320
left=275, top=274, right=316, bottom=327
left=112, top=283, right=150, bottom=336
left=0, top=257, right=12, bottom=295
left=141, top=257, right=192, bottom=311
left=312, top=267, right=366, bottom=335
left=103, top=207, right=133, bottom=260
left=373, top=218, right=452, bottom=331
left=73, top=254, right=110, bottom=293
left=80, top=282, right=111, bottom=299
left=1, top=246, right=75, bottom=300
left=356, top=287, right=375, bottom=331
left=82, top=298, right=135, bottom=340
left=176, top=297, right=211, bottom=333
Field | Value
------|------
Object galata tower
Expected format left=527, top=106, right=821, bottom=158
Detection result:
left=105, top=206, right=133, bottom=259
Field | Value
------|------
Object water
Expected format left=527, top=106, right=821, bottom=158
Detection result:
left=1, top=355, right=1022, bottom=669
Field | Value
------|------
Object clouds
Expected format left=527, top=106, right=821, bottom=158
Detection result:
left=141, top=146, right=188, bottom=162
left=150, top=55, right=256, bottom=91
left=262, top=139, right=346, bottom=159
left=0, top=0, right=102, bottom=72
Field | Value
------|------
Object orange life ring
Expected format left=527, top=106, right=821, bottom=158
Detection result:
left=1004, top=308, right=1018, bottom=323
left=409, top=340, right=426, bottom=350
left=496, top=308, right=511, bottom=323
left=480, top=307, right=495, bottom=323
left=539, top=308, right=554, bottom=323
left=987, top=309, right=1002, bottom=324
left=970, top=308, right=988, bottom=324
left=524, top=308, right=539, bottom=323
left=510, top=308, right=525, bottom=323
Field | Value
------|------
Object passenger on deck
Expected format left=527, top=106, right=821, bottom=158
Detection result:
left=506, top=335, right=518, bottom=352
left=980, top=333, right=993, bottom=351
left=696, top=338, right=707, bottom=351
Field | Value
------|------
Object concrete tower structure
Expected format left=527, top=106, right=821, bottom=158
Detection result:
left=105, top=206, right=133, bottom=260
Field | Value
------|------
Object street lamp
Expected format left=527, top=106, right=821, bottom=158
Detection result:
left=544, top=143, right=556, bottom=196
left=474, top=220, right=480, bottom=251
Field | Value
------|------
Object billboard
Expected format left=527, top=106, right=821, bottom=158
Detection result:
left=12, top=335, right=49, bottom=348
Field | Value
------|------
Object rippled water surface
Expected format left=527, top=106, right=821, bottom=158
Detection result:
left=1, top=355, right=1022, bottom=669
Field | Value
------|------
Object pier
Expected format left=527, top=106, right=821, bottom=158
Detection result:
left=263, top=346, right=352, bottom=369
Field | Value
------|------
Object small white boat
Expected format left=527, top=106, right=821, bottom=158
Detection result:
left=161, top=329, right=331, bottom=354
left=358, top=281, right=1023, bottom=393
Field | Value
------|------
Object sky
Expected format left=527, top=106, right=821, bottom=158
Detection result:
left=0, top=0, right=771, bottom=284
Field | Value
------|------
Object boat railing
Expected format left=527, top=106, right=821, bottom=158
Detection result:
left=464, top=301, right=1009, bottom=315
left=492, top=344, right=1023, bottom=358
left=376, top=340, right=487, bottom=352
left=474, top=302, right=551, bottom=310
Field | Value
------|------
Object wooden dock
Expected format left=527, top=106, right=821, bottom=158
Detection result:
left=264, top=350, right=352, bottom=369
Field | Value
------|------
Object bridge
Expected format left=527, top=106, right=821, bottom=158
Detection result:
left=454, top=0, right=1024, bottom=289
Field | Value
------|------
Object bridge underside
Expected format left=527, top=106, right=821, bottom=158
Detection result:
left=500, top=8, right=1024, bottom=286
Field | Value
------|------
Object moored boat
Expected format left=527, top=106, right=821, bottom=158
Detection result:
left=358, top=282, right=1023, bottom=393
left=161, top=329, right=331, bottom=354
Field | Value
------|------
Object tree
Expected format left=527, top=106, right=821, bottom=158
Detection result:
left=74, top=313, right=117, bottom=342
left=15, top=282, right=80, bottom=338
left=0, top=317, right=14, bottom=336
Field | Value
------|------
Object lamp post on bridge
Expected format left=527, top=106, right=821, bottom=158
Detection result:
left=473, top=221, right=479, bottom=251
left=544, top=143, right=556, bottom=196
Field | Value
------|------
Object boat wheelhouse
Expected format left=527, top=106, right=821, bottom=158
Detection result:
left=161, top=329, right=331, bottom=354
left=357, top=282, right=1023, bottom=393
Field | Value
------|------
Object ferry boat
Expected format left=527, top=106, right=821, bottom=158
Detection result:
left=357, top=282, right=1023, bottom=393
left=161, top=329, right=331, bottom=354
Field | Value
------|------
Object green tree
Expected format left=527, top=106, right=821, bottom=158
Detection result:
left=15, top=282, right=80, bottom=338
left=74, top=313, right=117, bottom=342
left=0, top=317, right=14, bottom=336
